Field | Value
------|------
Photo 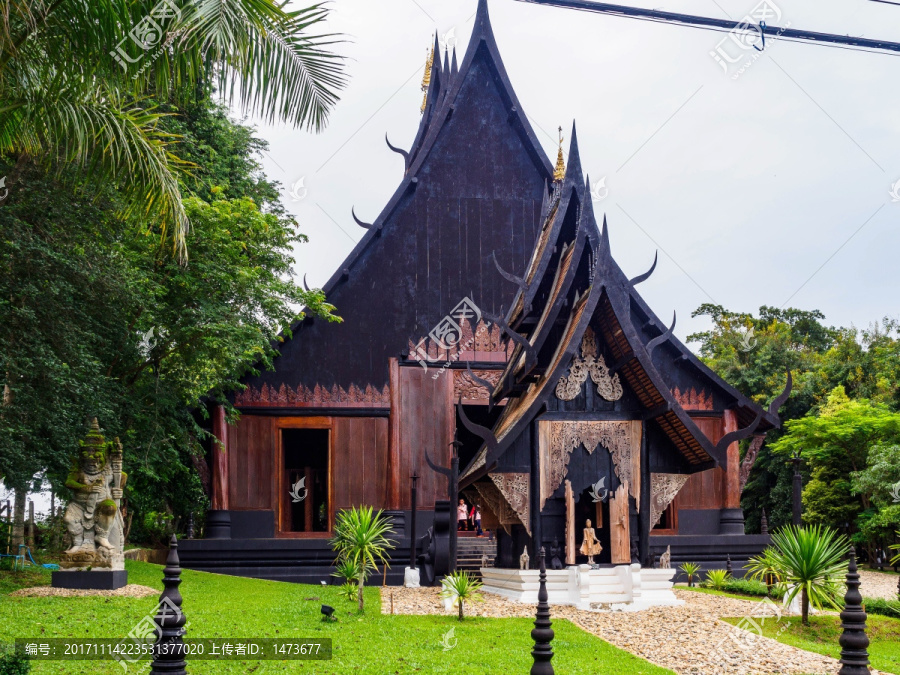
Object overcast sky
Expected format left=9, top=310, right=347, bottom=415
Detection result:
left=244, top=0, right=900, bottom=345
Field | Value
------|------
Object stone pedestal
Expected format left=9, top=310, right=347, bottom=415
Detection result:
left=52, top=570, right=127, bottom=590
left=403, top=567, right=420, bottom=588
left=205, top=510, right=232, bottom=539
left=718, top=508, right=746, bottom=535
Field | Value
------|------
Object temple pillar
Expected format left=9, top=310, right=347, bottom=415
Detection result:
left=720, top=409, right=745, bottom=534
left=388, top=357, right=401, bottom=509
left=207, top=403, right=231, bottom=539
left=639, top=420, right=651, bottom=565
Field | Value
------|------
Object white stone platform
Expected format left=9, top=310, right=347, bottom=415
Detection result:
left=480, top=563, right=682, bottom=611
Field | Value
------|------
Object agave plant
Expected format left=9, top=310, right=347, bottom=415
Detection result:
left=440, top=571, right=484, bottom=621
left=703, top=569, right=731, bottom=591
left=768, top=524, right=849, bottom=625
left=330, top=506, right=396, bottom=613
left=679, top=562, right=701, bottom=587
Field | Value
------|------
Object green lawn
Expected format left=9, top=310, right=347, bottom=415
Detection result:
left=0, top=561, right=674, bottom=674
left=721, top=614, right=900, bottom=675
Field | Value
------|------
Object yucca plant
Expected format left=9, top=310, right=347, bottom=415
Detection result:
left=746, top=547, right=783, bottom=594
left=332, top=559, right=359, bottom=601
left=330, top=506, right=396, bottom=613
left=679, top=562, right=701, bottom=587
left=703, top=568, right=731, bottom=591
left=768, top=524, right=849, bottom=625
left=440, top=571, right=484, bottom=621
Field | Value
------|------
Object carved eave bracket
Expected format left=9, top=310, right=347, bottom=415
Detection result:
left=555, top=327, right=623, bottom=402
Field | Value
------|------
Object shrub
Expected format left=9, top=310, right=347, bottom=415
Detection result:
left=0, top=652, right=30, bottom=675
left=863, top=597, right=900, bottom=619
left=703, top=569, right=731, bottom=590
left=330, top=506, right=396, bottom=613
left=720, top=577, right=774, bottom=598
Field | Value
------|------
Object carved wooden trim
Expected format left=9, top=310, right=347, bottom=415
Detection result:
left=542, top=420, right=641, bottom=510
left=453, top=369, right=502, bottom=403
left=565, top=479, right=575, bottom=565
left=650, top=473, right=690, bottom=528
left=472, top=480, right=521, bottom=535
left=409, top=319, right=513, bottom=366
left=555, top=327, right=623, bottom=402
left=672, top=386, right=713, bottom=411
left=490, top=472, right=530, bottom=536
left=235, top=382, right=390, bottom=408
left=739, top=435, right=766, bottom=491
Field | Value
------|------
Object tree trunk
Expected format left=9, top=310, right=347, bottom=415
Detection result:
left=801, top=587, right=809, bottom=626
left=458, top=599, right=464, bottom=621
left=357, top=574, right=364, bottom=613
left=11, top=487, right=26, bottom=550
left=739, top=436, right=765, bottom=491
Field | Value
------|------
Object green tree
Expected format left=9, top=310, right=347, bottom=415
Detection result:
left=0, top=99, right=339, bottom=539
left=0, top=0, right=346, bottom=258
left=770, top=387, right=900, bottom=531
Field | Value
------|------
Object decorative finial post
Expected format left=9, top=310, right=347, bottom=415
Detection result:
left=151, top=535, right=187, bottom=675
left=553, top=126, right=566, bottom=182
left=838, top=546, right=869, bottom=675
left=726, top=554, right=733, bottom=576
left=420, top=46, right=434, bottom=114
left=186, top=513, right=194, bottom=540
left=760, top=507, right=769, bottom=535
left=530, top=547, right=554, bottom=675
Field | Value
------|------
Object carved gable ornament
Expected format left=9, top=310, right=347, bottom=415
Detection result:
left=555, top=327, right=623, bottom=402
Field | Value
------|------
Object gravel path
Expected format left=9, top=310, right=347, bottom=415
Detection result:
left=384, top=586, right=851, bottom=675
left=860, top=569, right=899, bottom=600
left=10, top=584, right=157, bottom=598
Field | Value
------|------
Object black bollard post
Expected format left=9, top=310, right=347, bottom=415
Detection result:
left=838, top=546, right=869, bottom=675
left=760, top=508, right=769, bottom=535
left=186, top=513, right=194, bottom=540
left=791, top=450, right=803, bottom=526
left=530, top=547, right=554, bottom=675
left=726, top=554, right=733, bottom=576
left=151, top=535, right=187, bottom=675
left=409, top=474, right=418, bottom=570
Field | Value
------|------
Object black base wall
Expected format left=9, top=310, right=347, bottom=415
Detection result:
left=649, top=534, right=771, bottom=581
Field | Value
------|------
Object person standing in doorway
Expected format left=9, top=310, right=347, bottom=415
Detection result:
left=457, top=498, right=468, bottom=531
left=472, top=504, right=483, bottom=536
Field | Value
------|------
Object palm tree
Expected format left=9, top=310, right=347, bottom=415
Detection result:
left=330, top=506, right=396, bottom=613
left=0, top=0, right=346, bottom=261
left=768, top=524, right=849, bottom=625
left=440, top=571, right=484, bottom=621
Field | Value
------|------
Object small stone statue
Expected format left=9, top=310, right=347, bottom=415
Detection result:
left=61, top=420, right=126, bottom=571
left=580, top=519, right=603, bottom=565
left=520, top=545, right=530, bottom=570
left=481, top=553, right=490, bottom=568
left=630, top=539, right=640, bottom=565
left=659, top=545, right=671, bottom=570
left=549, top=538, right=564, bottom=570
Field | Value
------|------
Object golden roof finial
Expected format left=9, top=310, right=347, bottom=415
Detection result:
left=553, top=126, right=566, bottom=182
left=420, top=45, right=435, bottom=114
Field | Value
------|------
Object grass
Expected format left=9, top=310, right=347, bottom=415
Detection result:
left=0, top=561, right=674, bottom=674
left=721, top=614, right=900, bottom=675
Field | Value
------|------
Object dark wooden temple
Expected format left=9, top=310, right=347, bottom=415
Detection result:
left=180, top=0, right=787, bottom=583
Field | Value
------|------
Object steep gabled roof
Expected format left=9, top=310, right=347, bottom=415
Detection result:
left=236, top=0, right=556, bottom=392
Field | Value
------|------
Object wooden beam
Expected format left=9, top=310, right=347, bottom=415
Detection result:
left=723, top=409, right=741, bottom=510
left=388, top=357, right=401, bottom=509
left=211, top=403, right=229, bottom=511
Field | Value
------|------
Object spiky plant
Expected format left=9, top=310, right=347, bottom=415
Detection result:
left=768, top=524, right=849, bottom=625
left=890, top=534, right=900, bottom=568
left=746, top=547, right=783, bottom=594
left=703, top=568, right=731, bottom=591
left=679, top=562, right=701, bottom=587
left=440, top=571, right=484, bottom=621
left=330, top=506, right=396, bottom=613
left=332, top=559, right=359, bottom=601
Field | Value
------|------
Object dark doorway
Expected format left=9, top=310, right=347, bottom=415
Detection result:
left=282, top=429, right=329, bottom=533
left=574, top=488, right=611, bottom=564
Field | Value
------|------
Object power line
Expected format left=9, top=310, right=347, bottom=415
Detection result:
left=515, top=0, right=900, bottom=55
